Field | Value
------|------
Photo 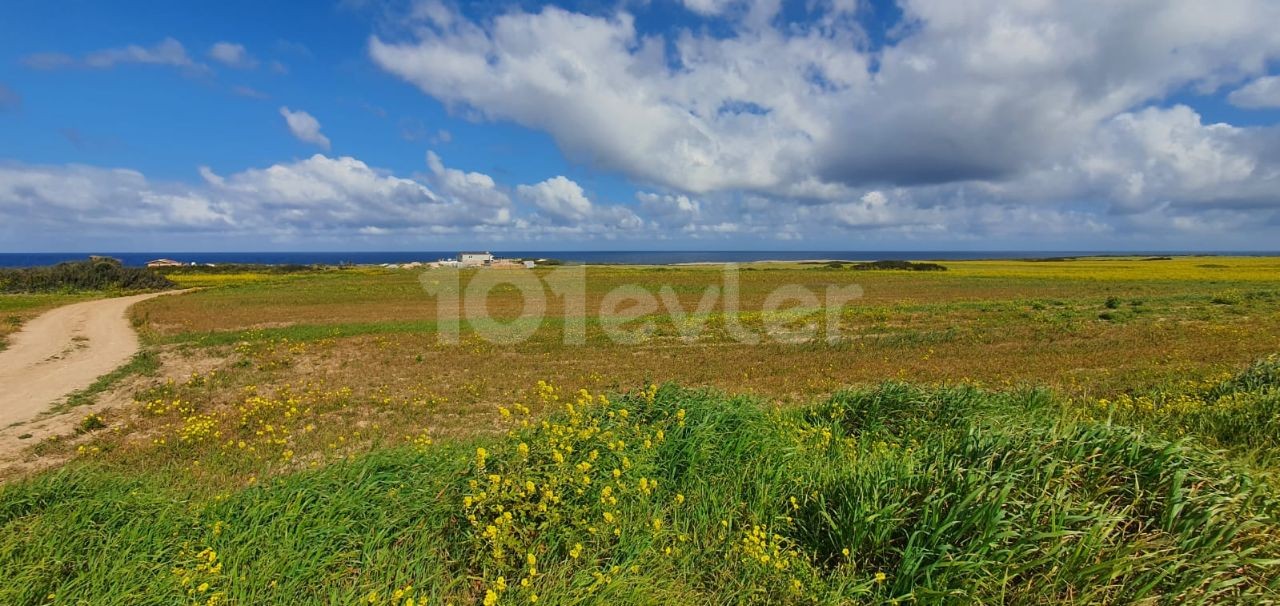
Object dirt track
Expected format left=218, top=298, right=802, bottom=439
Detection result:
left=0, top=292, right=171, bottom=428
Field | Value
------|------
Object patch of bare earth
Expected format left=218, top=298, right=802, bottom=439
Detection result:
left=0, top=346, right=220, bottom=481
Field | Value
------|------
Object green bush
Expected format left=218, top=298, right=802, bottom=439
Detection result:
left=849, top=260, right=947, bottom=271
left=0, top=258, right=175, bottom=293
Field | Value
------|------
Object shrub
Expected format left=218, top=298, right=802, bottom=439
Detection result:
left=0, top=258, right=175, bottom=293
left=848, top=260, right=947, bottom=272
left=1211, top=290, right=1242, bottom=305
left=78, top=414, right=106, bottom=432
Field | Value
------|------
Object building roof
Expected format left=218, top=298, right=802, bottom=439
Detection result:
left=459, top=251, right=492, bottom=256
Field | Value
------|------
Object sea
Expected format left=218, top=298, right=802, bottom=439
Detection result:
left=0, top=251, right=1272, bottom=268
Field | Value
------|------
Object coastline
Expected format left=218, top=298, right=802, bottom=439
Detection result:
left=5, top=250, right=1280, bottom=269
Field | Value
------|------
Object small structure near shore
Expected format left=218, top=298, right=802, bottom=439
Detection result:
left=459, top=251, right=494, bottom=267
left=422, top=252, right=534, bottom=269
left=146, top=258, right=185, bottom=268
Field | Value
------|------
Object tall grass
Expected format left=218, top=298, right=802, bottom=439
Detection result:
left=2, top=369, right=1279, bottom=604
left=1087, top=355, right=1280, bottom=465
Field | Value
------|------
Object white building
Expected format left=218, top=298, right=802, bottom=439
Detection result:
left=459, top=251, right=494, bottom=267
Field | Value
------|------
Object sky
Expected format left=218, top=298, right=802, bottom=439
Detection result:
left=1, top=0, right=1279, bottom=252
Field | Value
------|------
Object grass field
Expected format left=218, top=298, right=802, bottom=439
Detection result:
left=2, top=256, right=1280, bottom=603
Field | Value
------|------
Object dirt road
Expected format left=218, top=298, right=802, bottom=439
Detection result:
left=0, top=292, right=172, bottom=428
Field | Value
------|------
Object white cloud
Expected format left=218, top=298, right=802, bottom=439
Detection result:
left=12, top=1, right=1280, bottom=248
left=197, top=166, right=224, bottom=187
left=0, top=162, right=231, bottom=230
left=208, top=154, right=508, bottom=230
left=512, top=175, right=643, bottom=231
left=517, top=176, right=595, bottom=223
left=368, top=0, right=1280, bottom=235
left=279, top=107, right=331, bottom=150
left=1229, top=75, right=1280, bottom=108
left=680, top=0, right=737, bottom=16
left=1074, top=106, right=1275, bottom=211
left=637, top=191, right=700, bottom=226
left=0, top=153, right=518, bottom=245
left=2, top=149, right=1275, bottom=249
left=369, top=6, right=862, bottom=195
left=208, top=42, right=258, bottom=69
left=426, top=150, right=511, bottom=211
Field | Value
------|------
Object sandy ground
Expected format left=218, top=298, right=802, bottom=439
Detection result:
left=0, top=292, right=173, bottom=429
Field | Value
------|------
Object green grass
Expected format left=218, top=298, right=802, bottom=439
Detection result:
left=4, top=362, right=1280, bottom=604
left=52, top=351, right=160, bottom=414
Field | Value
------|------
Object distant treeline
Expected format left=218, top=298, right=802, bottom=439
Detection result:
left=0, top=257, right=175, bottom=293
left=814, top=260, right=948, bottom=271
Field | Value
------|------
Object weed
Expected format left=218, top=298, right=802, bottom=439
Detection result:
left=78, top=414, right=106, bottom=433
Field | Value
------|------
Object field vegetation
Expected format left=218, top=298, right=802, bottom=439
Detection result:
left=0, top=258, right=174, bottom=294
left=2, top=255, right=1279, bottom=603
left=133, top=256, right=1280, bottom=403
left=3, top=363, right=1280, bottom=603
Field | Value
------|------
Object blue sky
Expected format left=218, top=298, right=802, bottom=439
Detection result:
left=2, top=0, right=1279, bottom=252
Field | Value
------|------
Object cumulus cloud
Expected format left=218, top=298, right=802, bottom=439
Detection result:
left=10, top=1, right=1280, bottom=248
left=368, top=0, right=1280, bottom=242
left=1229, top=75, right=1280, bottom=108
left=818, top=1, right=1280, bottom=187
left=206, top=154, right=508, bottom=230
left=514, top=176, right=642, bottom=231
left=1078, top=106, right=1272, bottom=212
left=0, top=162, right=231, bottom=231
left=279, top=107, right=331, bottom=150
left=637, top=192, right=700, bottom=226
left=426, top=151, right=511, bottom=211
left=370, top=6, right=859, bottom=195
left=517, top=176, right=595, bottom=223
left=208, top=42, right=258, bottom=69
left=0, top=154, right=516, bottom=244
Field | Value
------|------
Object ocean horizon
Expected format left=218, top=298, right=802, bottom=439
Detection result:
left=2, top=250, right=1278, bottom=268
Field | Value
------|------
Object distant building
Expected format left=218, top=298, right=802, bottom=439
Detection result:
left=459, top=251, right=494, bottom=267
left=523, top=260, right=536, bottom=269
left=146, top=258, right=184, bottom=268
